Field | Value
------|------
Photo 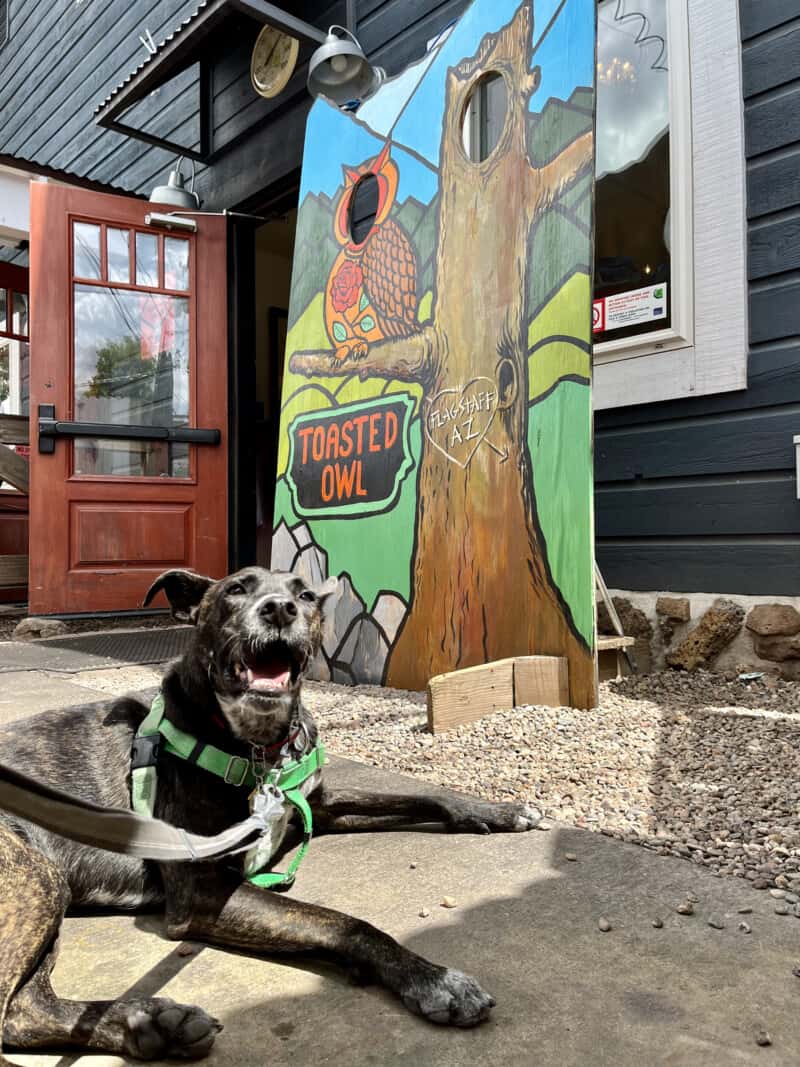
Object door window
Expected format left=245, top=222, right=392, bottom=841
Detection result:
left=71, top=221, right=193, bottom=479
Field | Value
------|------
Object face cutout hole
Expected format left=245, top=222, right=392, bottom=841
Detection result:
left=496, top=357, right=518, bottom=409
left=349, top=173, right=380, bottom=244
left=461, top=72, right=508, bottom=163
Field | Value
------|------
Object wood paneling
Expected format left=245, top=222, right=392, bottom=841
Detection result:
left=70, top=503, right=191, bottom=567
left=740, top=0, right=799, bottom=41
left=750, top=279, right=800, bottom=343
left=743, top=23, right=800, bottom=98
left=745, top=86, right=800, bottom=158
left=749, top=214, right=800, bottom=278
left=748, top=150, right=800, bottom=219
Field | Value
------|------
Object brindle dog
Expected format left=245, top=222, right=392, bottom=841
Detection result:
left=0, top=567, right=540, bottom=1062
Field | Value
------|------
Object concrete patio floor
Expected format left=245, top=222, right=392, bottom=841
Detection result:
left=2, top=663, right=800, bottom=1065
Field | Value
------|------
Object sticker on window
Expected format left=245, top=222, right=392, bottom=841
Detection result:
left=593, top=283, right=668, bottom=334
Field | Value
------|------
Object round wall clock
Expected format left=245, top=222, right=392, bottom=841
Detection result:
left=250, top=25, right=299, bottom=99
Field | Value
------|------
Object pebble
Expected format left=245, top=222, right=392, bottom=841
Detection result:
left=440, top=897, right=457, bottom=909
left=652, top=917, right=663, bottom=929
left=755, top=1030, right=772, bottom=1047
left=707, top=917, right=725, bottom=930
left=304, top=672, right=800, bottom=893
left=774, top=904, right=790, bottom=916
left=565, top=853, right=577, bottom=862
left=769, top=889, right=786, bottom=899
left=792, top=966, right=800, bottom=978
left=176, top=944, right=194, bottom=957
left=739, top=921, right=752, bottom=934
left=598, top=918, right=612, bottom=932
left=410, top=863, right=417, bottom=869
left=685, top=892, right=700, bottom=903
left=676, top=902, right=694, bottom=916
left=737, top=907, right=752, bottom=914
left=419, top=908, right=430, bottom=918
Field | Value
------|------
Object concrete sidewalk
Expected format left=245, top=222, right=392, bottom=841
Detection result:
left=2, top=664, right=800, bottom=1065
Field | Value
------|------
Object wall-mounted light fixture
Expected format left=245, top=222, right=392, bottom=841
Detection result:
left=307, top=26, right=385, bottom=106
left=149, top=156, right=200, bottom=209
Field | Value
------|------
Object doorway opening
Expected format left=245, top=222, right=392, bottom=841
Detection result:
left=253, top=205, right=297, bottom=567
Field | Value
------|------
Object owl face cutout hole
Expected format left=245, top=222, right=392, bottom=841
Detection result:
left=460, top=71, right=508, bottom=164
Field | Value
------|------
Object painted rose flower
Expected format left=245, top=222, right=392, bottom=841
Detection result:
left=330, top=261, right=364, bottom=312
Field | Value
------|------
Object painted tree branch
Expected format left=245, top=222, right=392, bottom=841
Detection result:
left=291, top=326, right=438, bottom=385
left=533, top=130, right=593, bottom=209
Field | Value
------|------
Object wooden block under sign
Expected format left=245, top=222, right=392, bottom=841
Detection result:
left=514, top=655, right=569, bottom=707
left=427, top=658, right=515, bottom=734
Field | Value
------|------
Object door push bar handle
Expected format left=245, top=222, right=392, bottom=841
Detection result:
left=37, top=405, right=221, bottom=454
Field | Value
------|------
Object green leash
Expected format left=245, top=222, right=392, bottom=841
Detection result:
left=131, top=692, right=325, bottom=890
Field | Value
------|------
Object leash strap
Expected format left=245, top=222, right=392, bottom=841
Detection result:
left=0, top=761, right=268, bottom=863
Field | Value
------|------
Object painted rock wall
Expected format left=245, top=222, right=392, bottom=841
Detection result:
left=273, top=0, right=597, bottom=707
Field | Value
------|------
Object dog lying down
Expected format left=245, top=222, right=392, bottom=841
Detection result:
left=0, top=567, right=541, bottom=1061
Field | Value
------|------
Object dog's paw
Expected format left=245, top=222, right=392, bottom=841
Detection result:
left=447, top=800, right=541, bottom=834
left=401, top=966, right=495, bottom=1027
left=124, top=999, right=222, bottom=1060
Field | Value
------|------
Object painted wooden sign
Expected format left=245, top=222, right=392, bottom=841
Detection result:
left=273, top=0, right=597, bottom=707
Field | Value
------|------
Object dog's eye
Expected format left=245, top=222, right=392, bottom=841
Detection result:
left=298, top=590, right=316, bottom=603
left=227, top=582, right=246, bottom=596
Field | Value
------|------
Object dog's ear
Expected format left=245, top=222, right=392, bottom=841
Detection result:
left=143, top=570, right=215, bottom=623
left=314, top=575, right=339, bottom=606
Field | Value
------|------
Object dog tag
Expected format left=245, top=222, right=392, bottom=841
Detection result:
left=244, top=784, right=287, bottom=877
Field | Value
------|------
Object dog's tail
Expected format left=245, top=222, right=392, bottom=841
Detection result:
left=0, top=761, right=264, bottom=863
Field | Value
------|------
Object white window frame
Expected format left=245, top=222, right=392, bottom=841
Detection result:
left=593, top=0, right=747, bottom=409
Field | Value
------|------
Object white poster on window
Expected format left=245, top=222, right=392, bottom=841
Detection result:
left=593, top=282, right=668, bottom=333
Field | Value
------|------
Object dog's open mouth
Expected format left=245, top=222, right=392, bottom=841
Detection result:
left=235, top=640, right=304, bottom=694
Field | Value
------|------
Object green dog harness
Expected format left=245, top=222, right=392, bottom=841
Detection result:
left=131, top=692, right=325, bottom=890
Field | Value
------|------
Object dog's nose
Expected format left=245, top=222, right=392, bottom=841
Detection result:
left=259, top=596, right=298, bottom=627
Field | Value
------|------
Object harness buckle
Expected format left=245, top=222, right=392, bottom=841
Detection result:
left=131, top=734, right=161, bottom=770
left=224, top=755, right=250, bottom=787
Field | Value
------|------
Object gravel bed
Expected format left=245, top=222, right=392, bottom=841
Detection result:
left=304, top=670, right=800, bottom=896
left=0, top=612, right=175, bottom=641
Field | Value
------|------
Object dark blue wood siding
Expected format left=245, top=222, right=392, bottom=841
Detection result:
left=595, top=1, right=800, bottom=595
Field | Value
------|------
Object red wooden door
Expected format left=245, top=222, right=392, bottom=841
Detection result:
left=28, top=184, right=228, bottom=615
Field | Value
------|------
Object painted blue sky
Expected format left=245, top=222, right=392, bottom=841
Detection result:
left=300, top=0, right=594, bottom=200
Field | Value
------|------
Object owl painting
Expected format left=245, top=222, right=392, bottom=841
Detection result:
left=324, top=142, right=419, bottom=362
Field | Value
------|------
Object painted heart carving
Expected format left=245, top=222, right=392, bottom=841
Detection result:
left=424, top=376, right=498, bottom=468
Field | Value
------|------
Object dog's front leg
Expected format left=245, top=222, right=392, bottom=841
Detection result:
left=311, top=782, right=541, bottom=834
left=162, top=869, right=493, bottom=1027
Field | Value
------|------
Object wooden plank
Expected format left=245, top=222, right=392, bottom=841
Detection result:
left=597, top=636, right=635, bottom=650
left=749, top=214, right=800, bottom=279
left=0, top=555, right=28, bottom=588
left=750, top=279, right=800, bottom=344
left=596, top=542, right=800, bottom=596
left=0, top=416, right=29, bottom=447
left=514, top=656, right=569, bottom=707
left=0, top=446, right=29, bottom=495
left=740, top=0, right=799, bottom=40
left=745, top=86, right=800, bottom=157
left=427, top=658, right=515, bottom=734
left=595, top=475, right=800, bottom=538
left=743, top=24, right=800, bottom=97
left=748, top=150, right=800, bottom=219
left=595, top=408, right=799, bottom=482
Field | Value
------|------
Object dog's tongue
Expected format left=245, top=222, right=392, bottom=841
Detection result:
left=247, top=649, right=291, bottom=691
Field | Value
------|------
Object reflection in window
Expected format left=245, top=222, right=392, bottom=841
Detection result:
left=74, top=222, right=102, bottom=280
left=462, top=72, right=507, bottom=163
left=164, top=238, right=189, bottom=291
left=107, top=228, right=130, bottom=284
left=73, top=437, right=189, bottom=478
left=0, top=340, right=30, bottom=416
left=136, top=232, right=159, bottom=287
left=12, top=292, right=28, bottom=336
left=594, top=0, right=670, bottom=340
left=0, top=290, right=6, bottom=333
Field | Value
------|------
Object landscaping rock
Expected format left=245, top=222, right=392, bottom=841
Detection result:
left=666, top=599, right=745, bottom=671
left=12, top=617, right=69, bottom=641
left=656, top=597, right=690, bottom=622
left=746, top=604, right=800, bottom=637
left=752, top=633, right=800, bottom=663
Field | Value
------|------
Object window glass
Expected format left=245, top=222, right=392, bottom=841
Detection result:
left=0, top=339, right=30, bottom=416
left=164, top=237, right=189, bottom=291
left=74, top=222, right=102, bottom=280
left=73, top=438, right=189, bottom=478
left=0, top=289, right=6, bottom=333
left=136, top=232, right=159, bottom=287
left=594, top=0, right=670, bottom=341
left=12, top=292, right=28, bottom=336
left=107, top=228, right=131, bottom=284
left=462, top=72, right=507, bottom=163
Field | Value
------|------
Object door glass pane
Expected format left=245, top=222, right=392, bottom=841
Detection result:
left=0, top=339, right=30, bottom=415
left=0, top=289, right=6, bottom=332
left=12, top=293, right=28, bottom=337
left=594, top=0, right=671, bottom=340
left=164, top=237, right=189, bottom=291
left=74, top=222, right=102, bottom=280
left=73, top=438, right=189, bottom=478
left=107, top=228, right=130, bottom=284
left=73, top=284, right=190, bottom=478
left=135, top=232, right=159, bottom=287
